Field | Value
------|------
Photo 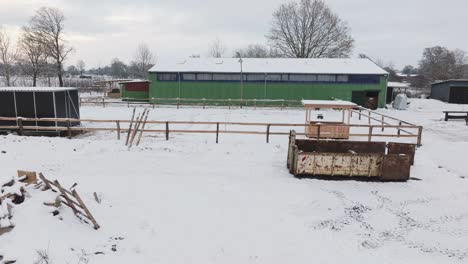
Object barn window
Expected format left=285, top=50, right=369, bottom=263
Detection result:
left=213, top=73, right=241, bottom=81
left=157, top=73, right=178, bottom=81
left=348, top=75, right=380, bottom=84
left=182, top=73, right=196, bottom=81
left=337, top=75, right=349, bottom=82
left=246, top=74, right=265, bottom=82
left=266, top=74, right=282, bottom=81
left=317, top=75, right=336, bottom=82
left=196, top=73, right=212, bottom=81
left=289, top=74, right=317, bottom=82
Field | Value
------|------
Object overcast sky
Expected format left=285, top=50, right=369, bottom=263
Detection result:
left=1, top=0, right=467, bottom=70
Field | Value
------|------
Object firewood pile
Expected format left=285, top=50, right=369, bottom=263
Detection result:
left=0, top=170, right=37, bottom=236
left=0, top=170, right=100, bottom=237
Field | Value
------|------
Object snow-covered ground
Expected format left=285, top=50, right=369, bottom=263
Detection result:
left=0, top=99, right=467, bottom=263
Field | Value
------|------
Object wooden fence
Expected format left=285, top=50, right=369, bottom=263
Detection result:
left=0, top=114, right=423, bottom=146
left=79, top=97, right=304, bottom=110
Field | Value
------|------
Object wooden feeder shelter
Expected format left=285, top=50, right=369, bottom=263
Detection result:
left=302, top=100, right=357, bottom=139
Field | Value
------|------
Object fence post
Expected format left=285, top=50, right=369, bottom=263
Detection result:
left=18, top=118, right=24, bottom=136
left=368, top=111, right=371, bottom=125
left=381, top=116, right=385, bottom=132
left=317, top=124, right=321, bottom=140
left=228, top=99, right=231, bottom=110
left=359, top=109, right=362, bottom=120
left=67, top=119, right=72, bottom=139
left=165, top=121, right=169, bottom=140
left=177, top=98, right=180, bottom=109
left=254, top=99, right=257, bottom=110
left=281, top=100, right=284, bottom=110
left=368, top=126, right=373, bottom=142
left=102, top=98, right=105, bottom=108
left=116, top=121, right=121, bottom=140
left=266, top=124, right=271, bottom=143
left=417, top=126, right=423, bottom=147
left=216, top=122, right=219, bottom=144
left=397, top=121, right=402, bottom=137
left=203, top=99, right=206, bottom=109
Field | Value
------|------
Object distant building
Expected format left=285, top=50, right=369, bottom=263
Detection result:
left=146, top=58, right=389, bottom=108
left=119, top=80, right=151, bottom=101
left=387, top=82, right=410, bottom=103
left=431, top=80, right=468, bottom=104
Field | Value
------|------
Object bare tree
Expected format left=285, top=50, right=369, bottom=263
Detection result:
left=110, top=58, right=129, bottom=78
left=208, top=38, right=226, bottom=58
left=76, top=60, right=85, bottom=75
left=18, top=27, right=47, bottom=87
left=402, top=65, right=418, bottom=75
left=26, top=7, right=73, bottom=87
left=267, top=0, right=354, bottom=58
left=131, top=43, right=155, bottom=79
left=233, top=44, right=278, bottom=58
left=418, top=46, right=466, bottom=87
left=0, top=27, right=18, bottom=86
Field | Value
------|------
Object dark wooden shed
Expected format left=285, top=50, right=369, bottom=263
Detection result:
left=431, top=80, right=468, bottom=104
left=0, top=87, right=80, bottom=132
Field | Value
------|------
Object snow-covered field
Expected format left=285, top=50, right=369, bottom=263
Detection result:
left=0, top=99, right=467, bottom=263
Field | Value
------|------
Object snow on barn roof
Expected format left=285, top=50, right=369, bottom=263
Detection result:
left=387, top=82, right=410, bottom=88
left=149, top=58, right=388, bottom=75
left=0, top=87, right=77, bottom=92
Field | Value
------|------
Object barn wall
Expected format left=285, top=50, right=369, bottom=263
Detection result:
left=0, top=92, right=17, bottom=126
left=148, top=73, right=387, bottom=107
left=432, top=81, right=468, bottom=104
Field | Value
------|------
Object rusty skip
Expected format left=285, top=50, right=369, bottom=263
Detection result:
left=287, top=130, right=416, bottom=181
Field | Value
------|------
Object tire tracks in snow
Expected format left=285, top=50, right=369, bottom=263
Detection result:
left=310, top=189, right=468, bottom=260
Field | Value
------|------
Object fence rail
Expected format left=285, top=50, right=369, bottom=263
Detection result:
left=0, top=116, right=423, bottom=146
left=79, top=97, right=305, bottom=109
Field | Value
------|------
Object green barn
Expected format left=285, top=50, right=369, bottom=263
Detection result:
left=148, top=58, right=388, bottom=108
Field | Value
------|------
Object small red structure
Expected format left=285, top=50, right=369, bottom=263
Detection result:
left=120, top=80, right=151, bottom=101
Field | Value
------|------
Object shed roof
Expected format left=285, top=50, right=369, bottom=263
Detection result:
left=118, top=79, right=151, bottom=84
left=149, top=58, right=388, bottom=75
left=388, top=82, right=410, bottom=88
left=0, top=87, right=77, bottom=92
left=431, top=79, right=468, bottom=86
left=302, top=100, right=357, bottom=109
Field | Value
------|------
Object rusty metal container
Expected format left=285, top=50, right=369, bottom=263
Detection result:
left=287, top=130, right=416, bottom=181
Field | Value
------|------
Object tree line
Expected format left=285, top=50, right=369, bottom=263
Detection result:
left=1, top=0, right=466, bottom=88
left=0, top=7, right=156, bottom=87
left=206, top=0, right=467, bottom=88
left=0, top=7, right=72, bottom=87
left=83, top=44, right=155, bottom=79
